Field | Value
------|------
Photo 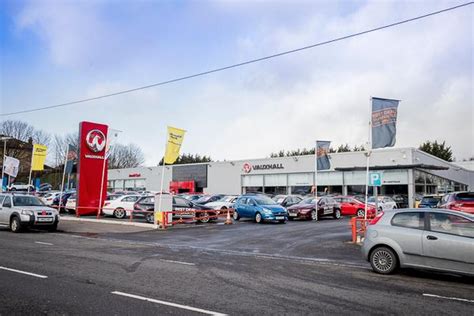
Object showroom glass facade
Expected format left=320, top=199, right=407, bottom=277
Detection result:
left=414, top=169, right=467, bottom=196
left=108, top=178, right=146, bottom=191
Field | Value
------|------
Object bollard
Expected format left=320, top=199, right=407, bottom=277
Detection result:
left=351, top=217, right=357, bottom=243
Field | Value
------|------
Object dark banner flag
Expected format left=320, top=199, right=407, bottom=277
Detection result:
left=371, top=97, right=400, bottom=149
left=316, top=141, right=331, bottom=170
left=65, top=144, right=78, bottom=174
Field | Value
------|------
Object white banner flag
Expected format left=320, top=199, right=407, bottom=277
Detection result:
left=4, top=156, right=20, bottom=177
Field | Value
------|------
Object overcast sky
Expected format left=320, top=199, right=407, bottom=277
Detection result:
left=1, top=0, right=472, bottom=165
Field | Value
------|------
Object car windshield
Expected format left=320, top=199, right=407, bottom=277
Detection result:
left=253, top=196, right=278, bottom=205
left=456, top=192, right=474, bottom=201
left=421, top=197, right=440, bottom=204
left=13, top=196, right=44, bottom=206
left=195, top=196, right=211, bottom=203
left=300, top=197, right=316, bottom=204
left=218, top=196, right=235, bottom=202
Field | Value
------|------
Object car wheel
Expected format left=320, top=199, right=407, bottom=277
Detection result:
left=114, top=208, right=126, bottom=219
left=233, top=210, right=240, bottom=220
left=145, top=213, right=154, bottom=224
left=333, top=208, right=342, bottom=219
left=370, top=247, right=398, bottom=274
left=10, top=216, right=22, bottom=233
left=356, top=209, right=365, bottom=217
left=311, top=210, right=318, bottom=221
left=198, top=211, right=210, bottom=223
left=255, top=212, right=263, bottom=224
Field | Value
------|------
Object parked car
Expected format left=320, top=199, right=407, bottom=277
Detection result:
left=233, top=195, right=287, bottom=224
left=362, top=209, right=474, bottom=276
left=8, top=182, right=35, bottom=192
left=106, top=194, right=123, bottom=201
left=194, top=194, right=225, bottom=205
left=391, top=195, right=409, bottom=208
left=0, top=194, right=60, bottom=232
left=438, top=192, right=474, bottom=214
left=133, top=195, right=217, bottom=224
left=367, top=196, right=397, bottom=211
left=333, top=196, right=376, bottom=218
left=417, top=195, right=442, bottom=208
left=272, top=195, right=302, bottom=208
left=205, top=195, right=238, bottom=210
left=51, top=191, right=75, bottom=211
left=102, top=195, right=141, bottom=219
left=40, top=192, right=61, bottom=206
left=38, top=183, right=53, bottom=192
left=287, top=196, right=342, bottom=221
left=181, top=194, right=204, bottom=202
left=65, top=193, right=76, bottom=212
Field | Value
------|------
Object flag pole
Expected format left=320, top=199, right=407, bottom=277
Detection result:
left=27, top=145, right=34, bottom=194
left=364, top=97, right=373, bottom=221
left=97, top=127, right=112, bottom=219
left=58, top=146, right=68, bottom=214
left=314, top=144, right=318, bottom=217
left=1, top=139, right=6, bottom=192
left=156, top=160, right=166, bottom=229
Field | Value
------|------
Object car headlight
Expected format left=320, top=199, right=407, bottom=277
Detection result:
left=21, top=210, right=34, bottom=216
left=262, top=208, right=273, bottom=215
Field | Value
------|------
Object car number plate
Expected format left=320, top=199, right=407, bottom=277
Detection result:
left=275, top=216, right=284, bottom=220
left=38, top=217, right=53, bottom=222
left=289, top=213, right=297, bottom=217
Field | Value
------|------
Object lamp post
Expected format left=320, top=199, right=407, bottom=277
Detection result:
left=1, top=136, right=13, bottom=193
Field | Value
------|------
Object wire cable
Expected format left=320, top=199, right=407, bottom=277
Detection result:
left=2, top=1, right=472, bottom=117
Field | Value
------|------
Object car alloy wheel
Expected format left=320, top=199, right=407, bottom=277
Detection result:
left=255, top=212, right=262, bottom=224
left=311, top=210, right=318, bottom=221
left=199, top=211, right=210, bottom=223
left=114, top=208, right=126, bottom=219
left=145, top=213, right=154, bottom=224
left=10, top=216, right=21, bottom=233
left=370, top=247, right=397, bottom=274
left=356, top=209, right=365, bottom=217
left=333, top=209, right=341, bottom=219
left=233, top=210, right=240, bottom=220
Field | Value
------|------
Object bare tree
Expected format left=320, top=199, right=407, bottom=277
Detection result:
left=108, top=143, right=145, bottom=169
left=1, top=120, right=50, bottom=146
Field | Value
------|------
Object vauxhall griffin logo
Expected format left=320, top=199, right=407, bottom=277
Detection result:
left=86, top=129, right=106, bottom=153
left=243, top=163, right=252, bottom=173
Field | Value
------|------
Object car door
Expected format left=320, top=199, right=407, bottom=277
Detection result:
left=235, top=198, right=247, bottom=217
left=389, top=211, right=425, bottom=266
left=0, top=195, right=6, bottom=223
left=423, top=212, right=474, bottom=274
left=122, top=196, right=139, bottom=211
left=0, top=196, right=12, bottom=224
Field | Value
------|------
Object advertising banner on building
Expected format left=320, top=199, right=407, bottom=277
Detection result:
left=3, top=156, right=20, bottom=177
left=76, top=121, right=108, bottom=216
left=164, top=126, right=186, bottom=164
left=31, top=144, right=47, bottom=171
left=371, top=97, right=400, bottom=149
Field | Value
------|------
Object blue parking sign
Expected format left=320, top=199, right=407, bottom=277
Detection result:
left=369, top=172, right=382, bottom=186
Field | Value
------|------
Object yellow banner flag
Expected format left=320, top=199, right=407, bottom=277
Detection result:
left=31, top=144, right=47, bottom=171
left=164, top=126, right=186, bottom=164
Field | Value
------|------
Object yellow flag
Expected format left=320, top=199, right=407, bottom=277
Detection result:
left=31, top=144, right=47, bottom=171
left=164, top=126, right=186, bottom=164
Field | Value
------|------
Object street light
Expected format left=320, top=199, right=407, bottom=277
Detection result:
left=1, top=136, right=13, bottom=193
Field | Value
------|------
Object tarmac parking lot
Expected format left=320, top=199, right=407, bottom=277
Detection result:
left=0, top=216, right=473, bottom=315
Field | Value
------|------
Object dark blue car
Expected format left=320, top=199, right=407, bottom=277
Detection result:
left=418, top=195, right=442, bottom=208
left=233, top=194, right=287, bottom=223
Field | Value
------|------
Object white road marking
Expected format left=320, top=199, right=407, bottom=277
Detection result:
left=0, top=266, right=48, bottom=279
left=35, top=241, right=54, bottom=246
left=423, top=293, right=474, bottom=303
left=160, top=259, right=195, bottom=266
left=111, top=291, right=227, bottom=315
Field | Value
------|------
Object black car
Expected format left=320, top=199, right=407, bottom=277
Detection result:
left=391, top=195, right=408, bottom=208
left=133, top=195, right=217, bottom=223
left=418, top=195, right=442, bottom=208
left=272, top=195, right=302, bottom=208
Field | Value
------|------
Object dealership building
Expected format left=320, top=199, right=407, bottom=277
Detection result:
left=108, top=147, right=474, bottom=208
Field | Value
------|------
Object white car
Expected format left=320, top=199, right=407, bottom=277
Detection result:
left=205, top=195, right=238, bottom=210
left=102, top=195, right=141, bottom=219
left=8, top=182, right=35, bottom=191
left=65, top=194, right=76, bottom=212
left=368, top=196, right=397, bottom=211
left=40, top=192, right=61, bottom=206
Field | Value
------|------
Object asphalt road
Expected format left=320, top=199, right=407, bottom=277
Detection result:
left=0, top=217, right=473, bottom=315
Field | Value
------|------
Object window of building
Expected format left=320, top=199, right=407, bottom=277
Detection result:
left=290, top=186, right=312, bottom=195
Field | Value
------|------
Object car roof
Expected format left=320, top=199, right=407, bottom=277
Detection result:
left=384, top=208, right=474, bottom=219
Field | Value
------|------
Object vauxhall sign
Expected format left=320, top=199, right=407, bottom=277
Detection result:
left=243, top=162, right=284, bottom=173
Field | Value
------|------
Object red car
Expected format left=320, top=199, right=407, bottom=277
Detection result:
left=287, top=196, right=341, bottom=221
left=333, top=196, right=376, bottom=218
left=438, top=192, right=474, bottom=214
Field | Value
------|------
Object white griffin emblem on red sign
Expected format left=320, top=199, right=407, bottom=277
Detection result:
left=86, top=129, right=106, bottom=153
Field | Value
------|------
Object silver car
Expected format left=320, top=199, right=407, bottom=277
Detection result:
left=362, top=209, right=473, bottom=276
left=0, top=194, right=60, bottom=233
